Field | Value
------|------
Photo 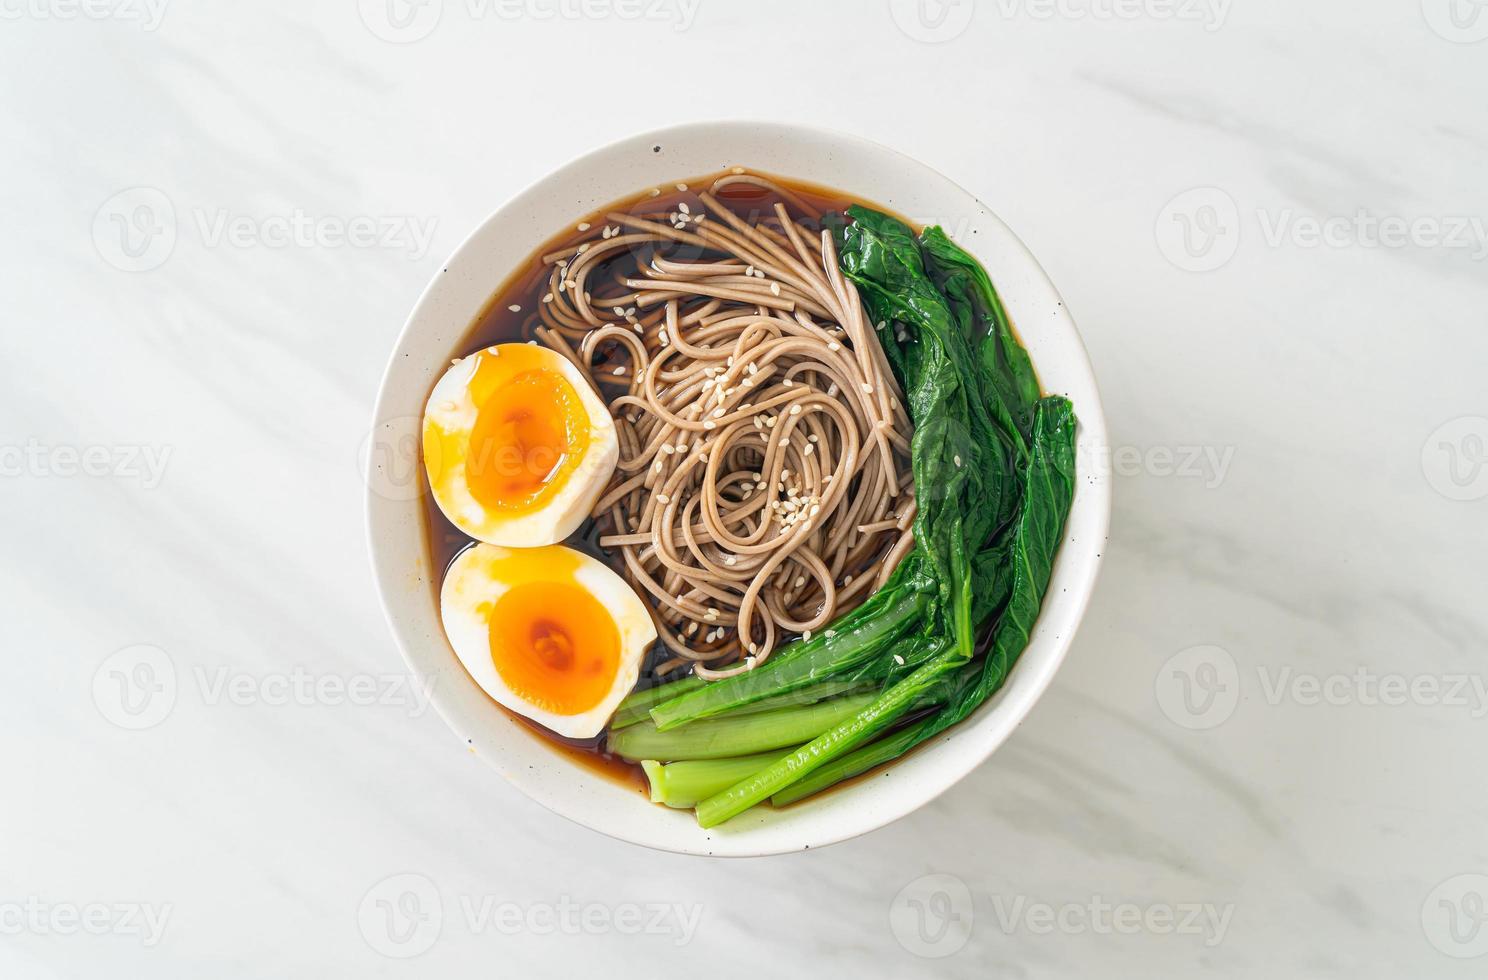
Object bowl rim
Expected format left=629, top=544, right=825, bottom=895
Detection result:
left=366, top=120, right=1111, bottom=857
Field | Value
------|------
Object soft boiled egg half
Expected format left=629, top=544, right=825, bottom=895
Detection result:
left=424, top=343, right=618, bottom=547
left=441, top=543, right=656, bottom=738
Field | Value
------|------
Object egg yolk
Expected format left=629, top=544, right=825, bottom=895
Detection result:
left=433, top=346, right=593, bottom=515
left=487, top=581, right=620, bottom=716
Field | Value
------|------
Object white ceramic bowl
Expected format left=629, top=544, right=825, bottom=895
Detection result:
left=366, top=122, right=1110, bottom=856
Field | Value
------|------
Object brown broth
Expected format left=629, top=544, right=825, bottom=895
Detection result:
left=420, top=169, right=922, bottom=802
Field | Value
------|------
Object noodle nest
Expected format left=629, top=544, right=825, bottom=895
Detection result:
left=530, top=173, right=914, bottom=678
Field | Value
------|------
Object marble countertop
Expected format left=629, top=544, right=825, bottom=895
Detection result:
left=4, top=2, right=1486, bottom=976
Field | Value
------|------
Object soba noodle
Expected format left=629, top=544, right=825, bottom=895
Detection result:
left=531, top=174, right=915, bottom=678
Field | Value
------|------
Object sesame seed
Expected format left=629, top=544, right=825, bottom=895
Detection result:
left=789, top=404, right=802, bottom=415
left=613, top=366, right=627, bottom=376
left=577, top=243, right=589, bottom=253
left=954, top=455, right=962, bottom=467
left=508, top=304, right=521, bottom=313
left=828, top=342, right=841, bottom=352
left=542, top=293, right=553, bottom=303
left=893, top=654, right=905, bottom=666
left=656, top=493, right=670, bottom=504
left=861, top=382, right=874, bottom=394
left=678, top=202, right=690, bottom=214
left=770, top=282, right=781, bottom=296
left=803, top=630, right=813, bottom=641
left=703, top=420, right=716, bottom=430
left=649, top=188, right=660, bottom=197
left=731, top=166, right=745, bottom=175
left=577, top=222, right=590, bottom=231
left=676, top=182, right=688, bottom=191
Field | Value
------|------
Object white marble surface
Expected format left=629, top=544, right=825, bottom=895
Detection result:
left=4, top=1, right=1486, bottom=976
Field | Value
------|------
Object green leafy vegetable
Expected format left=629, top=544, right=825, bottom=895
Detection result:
left=608, top=693, right=876, bottom=762
left=642, top=752, right=791, bottom=809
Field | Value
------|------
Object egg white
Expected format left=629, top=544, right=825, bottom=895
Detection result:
left=424, top=344, right=618, bottom=547
left=440, top=543, right=655, bottom=738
